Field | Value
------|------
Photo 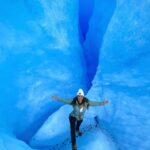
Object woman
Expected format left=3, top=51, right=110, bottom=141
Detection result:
left=51, top=88, right=109, bottom=150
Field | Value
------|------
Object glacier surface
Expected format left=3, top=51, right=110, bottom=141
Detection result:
left=0, top=0, right=150, bottom=150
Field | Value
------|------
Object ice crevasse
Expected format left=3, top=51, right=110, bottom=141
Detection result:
left=0, top=0, right=150, bottom=150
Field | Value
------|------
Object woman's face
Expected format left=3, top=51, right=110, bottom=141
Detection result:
left=77, top=95, right=84, bottom=102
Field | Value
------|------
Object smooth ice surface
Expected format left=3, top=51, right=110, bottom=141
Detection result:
left=30, top=104, right=117, bottom=150
left=88, top=1, right=150, bottom=150
left=0, top=0, right=150, bottom=150
left=30, top=105, right=72, bottom=148
left=0, top=134, right=32, bottom=150
left=0, top=0, right=88, bottom=144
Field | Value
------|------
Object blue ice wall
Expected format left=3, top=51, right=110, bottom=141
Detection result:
left=0, top=0, right=150, bottom=149
left=79, top=0, right=95, bottom=40
left=89, top=1, right=150, bottom=150
left=0, top=0, right=89, bottom=143
left=83, top=0, right=116, bottom=81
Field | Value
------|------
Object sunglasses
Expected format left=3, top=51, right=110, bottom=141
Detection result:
left=78, top=95, right=83, bottom=97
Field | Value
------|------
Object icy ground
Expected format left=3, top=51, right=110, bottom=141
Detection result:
left=0, top=0, right=150, bottom=150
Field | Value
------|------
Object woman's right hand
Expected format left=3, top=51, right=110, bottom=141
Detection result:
left=51, top=96, right=58, bottom=100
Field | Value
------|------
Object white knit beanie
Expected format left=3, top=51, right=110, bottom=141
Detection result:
left=77, top=88, right=84, bottom=96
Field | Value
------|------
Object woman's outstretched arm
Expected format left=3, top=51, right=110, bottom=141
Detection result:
left=88, top=100, right=109, bottom=106
left=51, top=96, right=72, bottom=104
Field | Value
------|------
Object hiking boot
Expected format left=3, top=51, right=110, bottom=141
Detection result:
left=72, top=143, right=77, bottom=150
left=76, top=130, right=82, bottom=136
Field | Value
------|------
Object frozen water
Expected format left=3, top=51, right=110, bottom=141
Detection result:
left=0, top=0, right=88, bottom=143
left=87, top=1, right=150, bottom=150
left=0, top=0, right=150, bottom=150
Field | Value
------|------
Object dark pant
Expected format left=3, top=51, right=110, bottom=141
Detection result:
left=69, top=116, right=83, bottom=145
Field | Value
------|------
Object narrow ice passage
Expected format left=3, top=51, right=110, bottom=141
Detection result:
left=29, top=105, right=118, bottom=150
left=1, top=0, right=149, bottom=150
left=28, top=0, right=118, bottom=149
left=79, top=0, right=116, bottom=82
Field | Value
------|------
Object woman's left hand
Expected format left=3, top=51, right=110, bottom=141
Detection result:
left=103, top=100, right=109, bottom=104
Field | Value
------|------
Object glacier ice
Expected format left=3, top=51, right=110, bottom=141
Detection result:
left=82, top=0, right=116, bottom=82
left=88, top=0, right=150, bottom=150
left=0, top=133, right=32, bottom=150
left=0, top=0, right=150, bottom=150
left=0, top=0, right=89, bottom=145
left=30, top=104, right=117, bottom=150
